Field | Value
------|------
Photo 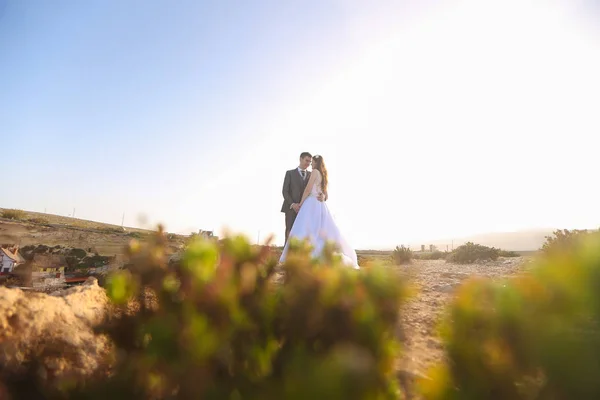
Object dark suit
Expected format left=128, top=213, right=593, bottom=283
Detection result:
left=281, top=168, right=310, bottom=244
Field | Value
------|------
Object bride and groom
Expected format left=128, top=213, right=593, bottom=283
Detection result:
left=279, top=152, right=360, bottom=269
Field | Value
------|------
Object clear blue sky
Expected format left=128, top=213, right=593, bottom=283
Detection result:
left=1, top=0, right=360, bottom=227
left=2, top=0, right=599, bottom=248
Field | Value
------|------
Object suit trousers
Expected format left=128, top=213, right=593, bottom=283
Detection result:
left=284, top=209, right=297, bottom=245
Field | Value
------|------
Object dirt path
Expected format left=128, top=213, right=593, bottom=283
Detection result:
left=396, top=258, right=526, bottom=393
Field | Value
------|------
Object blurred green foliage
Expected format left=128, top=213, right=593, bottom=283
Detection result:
left=60, top=230, right=410, bottom=399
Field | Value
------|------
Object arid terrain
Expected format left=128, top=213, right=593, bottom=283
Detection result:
left=0, top=209, right=530, bottom=392
left=0, top=209, right=169, bottom=256
left=396, top=257, right=526, bottom=383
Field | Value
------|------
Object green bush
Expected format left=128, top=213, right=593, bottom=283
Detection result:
left=541, top=228, right=596, bottom=256
left=1, top=209, right=26, bottom=220
left=446, top=242, right=499, bottom=264
left=392, top=245, right=413, bottom=265
left=9, top=229, right=409, bottom=399
left=420, top=230, right=600, bottom=399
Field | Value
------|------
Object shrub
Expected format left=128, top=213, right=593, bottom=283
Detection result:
left=7, top=229, right=410, bottom=399
left=1, top=209, right=26, bottom=220
left=392, top=245, right=413, bottom=265
left=541, top=228, right=596, bottom=256
left=419, top=230, right=600, bottom=399
left=446, top=242, right=499, bottom=264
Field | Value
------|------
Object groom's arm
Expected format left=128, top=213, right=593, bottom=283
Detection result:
left=282, top=171, right=293, bottom=207
left=299, top=172, right=317, bottom=207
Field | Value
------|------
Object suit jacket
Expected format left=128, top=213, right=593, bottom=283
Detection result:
left=281, top=168, right=311, bottom=213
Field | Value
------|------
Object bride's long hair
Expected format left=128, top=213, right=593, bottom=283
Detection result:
left=312, top=155, right=328, bottom=194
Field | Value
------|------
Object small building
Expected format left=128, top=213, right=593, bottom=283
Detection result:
left=0, top=246, right=25, bottom=274
left=29, top=254, right=67, bottom=287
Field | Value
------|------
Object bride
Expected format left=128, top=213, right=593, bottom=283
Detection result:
left=279, top=155, right=360, bottom=269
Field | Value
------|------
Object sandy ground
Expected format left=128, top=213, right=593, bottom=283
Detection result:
left=396, top=258, right=526, bottom=382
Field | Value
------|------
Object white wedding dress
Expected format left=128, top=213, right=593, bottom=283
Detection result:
left=279, top=170, right=360, bottom=269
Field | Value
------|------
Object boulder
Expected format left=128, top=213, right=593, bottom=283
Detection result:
left=0, top=278, right=111, bottom=387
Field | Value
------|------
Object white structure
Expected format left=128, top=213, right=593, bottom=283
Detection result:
left=0, top=247, right=24, bottom=274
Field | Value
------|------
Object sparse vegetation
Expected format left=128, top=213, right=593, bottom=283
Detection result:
left=414, top=250, right=448, bottom=261
left=1, top=209, right=26, bottom=220
left=498, top=249, right=520, bottom=257
left=429, top=250, right=448, bottom=260
left=27, top=217, right=49, bottom=224
left=392, top=245, right=413, bottom=265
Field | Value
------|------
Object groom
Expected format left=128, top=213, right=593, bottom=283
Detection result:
left=281, top=151, right=325, bottom=244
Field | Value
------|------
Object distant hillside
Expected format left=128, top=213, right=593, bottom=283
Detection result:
left=0, top=208, right=154, bottom=234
